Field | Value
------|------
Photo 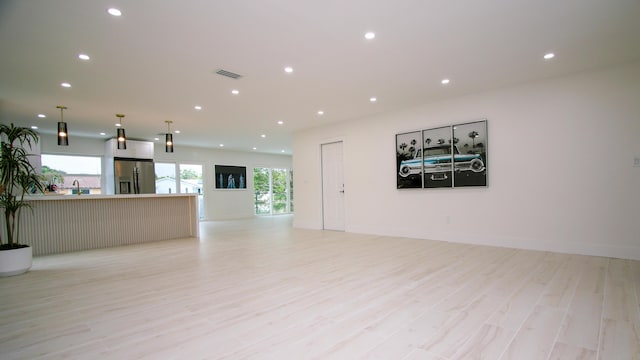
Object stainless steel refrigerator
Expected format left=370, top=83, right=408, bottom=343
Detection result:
left=113, top=158, right=156, bottom=194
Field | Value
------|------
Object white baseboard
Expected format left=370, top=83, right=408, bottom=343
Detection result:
left=345, top=225, right=640, bottom=261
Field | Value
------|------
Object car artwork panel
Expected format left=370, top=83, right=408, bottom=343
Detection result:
left=422, top=126, right=454, bottom=188
left=396, top=131, right=423, bottom=189
left=452, top=120, right=487, bottom=187
left=396, top=119, right=488, bottom=190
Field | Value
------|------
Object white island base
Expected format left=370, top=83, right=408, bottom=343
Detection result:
left=20, top=194, right=199, bottom=256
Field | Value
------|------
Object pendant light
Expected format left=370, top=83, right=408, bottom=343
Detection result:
left=56, top=105, right=69, bottom=146
left=164, top=120, right=174, bottom=152
left=116, top=114, right=126, bottom=149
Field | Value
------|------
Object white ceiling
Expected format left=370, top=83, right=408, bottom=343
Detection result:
left=1, top=0, right=639, bottom=154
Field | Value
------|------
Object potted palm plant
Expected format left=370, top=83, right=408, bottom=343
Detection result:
left=0, top=123, right=45, bottom=276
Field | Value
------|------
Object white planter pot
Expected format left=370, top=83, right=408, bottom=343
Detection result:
left=0, top=246, right=32, bottom=277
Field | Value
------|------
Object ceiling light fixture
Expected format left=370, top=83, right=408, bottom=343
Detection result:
left=317, top=110, right=324, bottom=115
left=78, top=54, right=90, bottom=61
left=370, top=97, right=377, bottom=102
left=31, top=126, right=38, bottom=130
left=115, top=114, right=126, bottom=149
left=56, top=105, right=69, bottom=146
left=261, top=134, right=266, bottom=138
left=194, top=105, right=202, bottom=110
left=164, top=120, right=174, bottom=153
left=107, top=8, right=122, bottom=16
left=231, top=89, right=239, bottom=95
left=37, top=114, right=46, bottom=118
left=284, top=67, right=293, bottom=73
left=277, top=121, right=284, bottom=125
left=441, top=79, right=450, bottom=85
left=544, top=52, right=555, bottom=60
left=364, top=32, right=376, bottom=40
left=61, top=82, right=71, bottom=88
left=100, top=132, right=106, bottom=136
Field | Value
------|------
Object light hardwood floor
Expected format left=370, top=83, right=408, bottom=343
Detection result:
left=1, top=215, right=639, bottom=359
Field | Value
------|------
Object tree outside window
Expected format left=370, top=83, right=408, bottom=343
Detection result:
left=254, top=167, right=271, bottom=215
left=254, top=167, right=292, bottom=215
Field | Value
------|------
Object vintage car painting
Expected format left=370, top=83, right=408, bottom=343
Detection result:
left=398, top=144, right=485, bottom=187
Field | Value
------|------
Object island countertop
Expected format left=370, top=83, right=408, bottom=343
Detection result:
left=15, top=193, right=199, bottom=256
left=25, top=193, right=197, bottom=201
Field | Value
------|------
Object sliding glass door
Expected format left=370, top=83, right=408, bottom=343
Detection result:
left=254, top=167, right=293, bottom=215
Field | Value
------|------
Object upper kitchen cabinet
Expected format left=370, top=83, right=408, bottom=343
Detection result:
left=105, top=139, right=154, bottom=160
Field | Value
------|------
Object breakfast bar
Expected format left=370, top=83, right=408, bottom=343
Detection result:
left=20, top=194, right=199, bottom=256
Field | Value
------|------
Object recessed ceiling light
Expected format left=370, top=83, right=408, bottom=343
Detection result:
left=100, top=132, right=107, bottom=136
left=231, top=89, right=239, bottom=95
left=261, top=134, right=266, bottom=138
left=37, top=114, right=46, bottom=118
left=107, top=8, right=122, bottom=16
left=31, top=126, right=38, bottom=130
left=252, top=147, right=257, bottom=150
left=441, top=79, right=450, bottom=85
left=78, top=54, right=90, bottom=61
left=364, top=32, right=376, bottom=40
left=317, top=110, right=324, bottom=115
left=277, top=120, right=284, bottom=125
left=115, top=123, right=121, bottom=127
left=175, top=130, right=180, bottom=134
left=61, top=82, right=71, bottom=88
left=543, top=52, right=555, bottom=60
left=370, top=97, right=377, bottom=102
left=219, top=144, right=224, bottom=147
left=281, top=150, right=286, bottom=153
left=284, top=67, right=293, bottom=73
left=194, top=105, right=202, bottom=110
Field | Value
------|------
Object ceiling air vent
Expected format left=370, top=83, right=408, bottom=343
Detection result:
left=214, top=69, right=243, bottom=79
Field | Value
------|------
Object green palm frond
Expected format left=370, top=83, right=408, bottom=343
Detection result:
left=0, top=123, right=45, bottom=247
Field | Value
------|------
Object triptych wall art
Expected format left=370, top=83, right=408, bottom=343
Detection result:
left=396, top=119, right=487, bottom=189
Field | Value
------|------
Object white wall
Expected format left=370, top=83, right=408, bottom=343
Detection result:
left=154, top=145, right=291, bottom=220
left=40, top=136, right=292, bottom=220
left=293, top=61, right=640, bottom=260
left=40, top=135, right=104, bottom=157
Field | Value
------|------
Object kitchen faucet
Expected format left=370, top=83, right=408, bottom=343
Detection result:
left=72, top=179, right=80, bottom=195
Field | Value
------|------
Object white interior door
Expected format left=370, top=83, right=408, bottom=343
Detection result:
left=321, top=141, right=345, bottom=231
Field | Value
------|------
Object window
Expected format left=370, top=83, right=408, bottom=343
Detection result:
left=254, top=167, right=293, bottom=215
left=179, top=164, right=204, bottom=219
left=155, top=163, right=177, bottom=194
left=254, top=167, right=271, bottom=215
left=156, top=163, right=204, bottom=219
left=272, top=169, right=287, bottom=214
left=289, top=169, right=294, bottom=212
left=179, top=164, right=203, bottom=195
left=41, top=154, right=102, bottom=195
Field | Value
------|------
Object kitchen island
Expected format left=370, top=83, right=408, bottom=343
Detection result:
left=19, top=194, right=199, bottom=256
